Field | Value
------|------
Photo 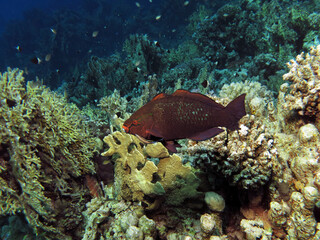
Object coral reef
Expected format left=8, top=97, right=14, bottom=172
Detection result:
left=67, top=34, right=169, bottom=107
left=192, top=0, right=320, bottom=92
left=55, top=0, right=320, bottom=107
left=98, top=89, right=129, bottom=131
left=258, top=46, right=320, bottom=240
left=3, top=46, right=320, bottom=239
left=219, top=80, right=275, bottom=118
left=67, top=54, right=128, bottom=107
left=240, top=219, right=272, bottom=240
left=101, top=131, right=201, bottom=210
left=82, top=196, right=147, bottom=240
left=2, top=0, right=320, bottom=238
left=186, top=113, right=279, bottom=189
left=177, top=46, right=320, bottom=239
left=0, top=68, right=97, bottom=239
left=82, top=186, right=204, bottom=240
left=0, top=0, right=212, bottom=88
left=283, top=45, right=320, bottom=124
left=123, top=34, right=167, bottom=76
left=268, top=120, right=320, bottom=239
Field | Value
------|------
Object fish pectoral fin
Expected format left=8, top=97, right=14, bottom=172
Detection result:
left=163, top=140, right=181, bottom=153
left=189, top=127, right=225, bottom=141
left=146, top=128, right=163, bottom=139
left=135, top=134, right=154, bottom=144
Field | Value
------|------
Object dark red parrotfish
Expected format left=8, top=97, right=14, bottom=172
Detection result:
left=123, top=89, right=246, bottom=153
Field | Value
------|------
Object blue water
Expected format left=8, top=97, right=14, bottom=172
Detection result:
left=0, top=0, right=317, bottom=98
left=0, top=0, right=212, bottom=89
left=0, top=0, right=76, bottom=34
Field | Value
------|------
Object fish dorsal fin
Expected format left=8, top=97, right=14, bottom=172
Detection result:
left=172, top=89, right=224, bottom=109
left=151, top=93, right=168, bottom=101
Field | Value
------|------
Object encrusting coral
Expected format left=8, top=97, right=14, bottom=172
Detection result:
left=101, top=131, right=201, bottom=210
left=0, top=68, right=97, bottom=239
left=268, top=121, right=320, bottom=239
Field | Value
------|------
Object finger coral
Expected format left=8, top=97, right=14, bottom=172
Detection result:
left=0, top=68, right=96, bottom=239
left=101, top=131, right=201, bottom=210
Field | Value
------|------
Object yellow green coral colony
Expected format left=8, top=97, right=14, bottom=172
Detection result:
left=0, top=68, right=96, bottom=239
left=101, top=131, right=201, bottom=210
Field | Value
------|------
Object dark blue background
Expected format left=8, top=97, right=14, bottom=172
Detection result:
left=0, top=0, right=77, bottom=34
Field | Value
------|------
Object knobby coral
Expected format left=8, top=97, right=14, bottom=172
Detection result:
left=186, top=113, right=280, bottom=189
left=284, top=45, right=320, bottom=122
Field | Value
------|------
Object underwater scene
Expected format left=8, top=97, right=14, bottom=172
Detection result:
left=1, top=0, right=320, bottom=239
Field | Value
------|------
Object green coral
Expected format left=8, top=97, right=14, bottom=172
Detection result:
left=0, top=68, right=96, bottom=239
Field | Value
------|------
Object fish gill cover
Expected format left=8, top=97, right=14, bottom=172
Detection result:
left=1, top=0, right=320, bottom=239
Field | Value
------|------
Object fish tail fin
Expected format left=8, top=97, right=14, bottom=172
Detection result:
left=225, top=94, right=246, bottom=130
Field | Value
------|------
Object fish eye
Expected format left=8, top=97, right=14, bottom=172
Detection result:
left=132, top=120, right=138, bottom=125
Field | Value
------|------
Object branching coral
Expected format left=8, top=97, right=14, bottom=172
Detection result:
left=123, top=34, right=167, bottom=75
left=67, top=54, right=128, bottom=107
left=0, top=68, right=96, bottom=239
left=101, top=131, right=201, bottom=210
left=98, top=89, right=129, bottom=131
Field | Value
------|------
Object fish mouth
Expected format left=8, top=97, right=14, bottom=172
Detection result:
left=122, top=125, right=129, bottom=133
